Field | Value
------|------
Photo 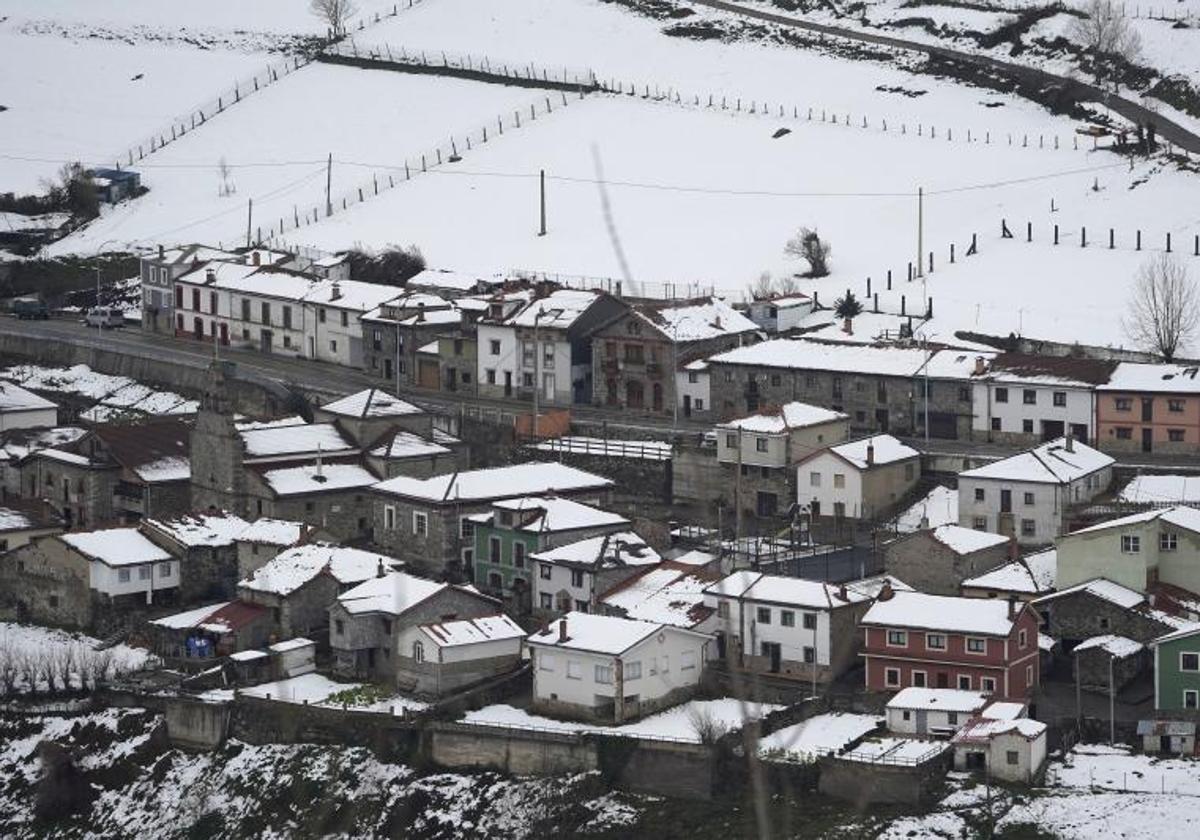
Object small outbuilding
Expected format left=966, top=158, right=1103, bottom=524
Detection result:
left=885, top=688, right=990, bottom=737
left=1137, top=719, right=1197, bottom=756
left=951, top=716, right=1048, bottom=783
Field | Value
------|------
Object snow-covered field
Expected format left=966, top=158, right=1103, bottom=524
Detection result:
left=757, top=712, right=882, bottom=762
left=0, top=622, right=154, bottom=695
left=240, top=673, right=429, bottom=715
left=462, top=698, right=783, bottom=742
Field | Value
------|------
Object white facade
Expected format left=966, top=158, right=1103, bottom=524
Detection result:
left=395, top=624, right=522, bottom=665
left=746, top=297, right=813, bottom=333
left=973, top=380, right=1095, bottom=443
left=798, top=450, right=865, bottom=517
left=958, top=470, right=1112, bottom=546
left=676, top=362, right=710, bottom=417
left=887, top=703, right=982, bottom=736
left=89, top=558, right=178, bottom=601
left=535, top=561, right=601, bottom=613
left=477, top=322, right=520, bottom=397
left=708, top=592, right=833, bottom=668
left=0, top=403, right=57, bottom=432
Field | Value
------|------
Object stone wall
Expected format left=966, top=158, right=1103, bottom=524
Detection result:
left=671, top=445, right=723, bottom=507
left=818, top=752, right=951, bottom=806
left=0, top=538, right=92, bottom=629
left=165, top=697, right=231, bottom=749
left=1043, top=592, right=1176, bottom=645
left=1075, top=647, right=1149, bottom=692
left=884, top=531, right=1011, bottom=596
left=228, top=695, right=419, bottom=762
left=525, top=449, right=672, bottom=505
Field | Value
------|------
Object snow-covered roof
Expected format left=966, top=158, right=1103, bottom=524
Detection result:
left=952, top=717, right=1046, bottom=743
left=373, top=462, right=612, bottom=503
left=531, top=531, right=660, bottom=569
left=1150, top=624, right=1200, bottom=645
left=319, top=389, right=423, bottom=419
left=260, top=463, right=379, bottom=497
left=896, top=485, right=959, bottom=533
left=269, top=637, right=315, bottom=653
left=527, top=611, right=677, bottom=655
left=406, top=268, right=497, bottom=292
left=214, top=266, right=318, bottom=300
left=1073, top=634, right=1144, bottom=658
left=133, top=455, right=191, bottom=484
left=636, top=297, right=759, bottom=341
left=302, top=279, right=403, bottom=312
left=61, top=527, right=171, bottom=566
left=844, top=574, right=915, bottom=600
left=236, top=518, right=308, bottom=546
left=825, top=435, right=918, bottom=469
left=959, top=437, right=1113, bottom=485
left=228, top=649, right=269, bottom=662
left=0, top=381, right=57, bottom=413
left=671, top=549, right=717, bottom=567
left=507, top=289, right=601, bottom=329
left=0, top=506, right=36, bottom=532
left=417, top=341, right=439, bottom=354
left=240, top=422, right=357, bottom=459
left=149, top=602, right=231, bottom=630
left=370, top=430, right=451, bottom=460
left=979, top=353, right=1117, bottom=388
left=1099, top=361, right=1200, bottom=393
left=929, top=524, right=1008, bottom=555
left=1067, top=505, right=1200, bottom=537
left=490, top=495, right=629, bottom=533
left=1034, top=578, right=1146, bottom=610
left=337, top=571, right=463, bottom=616
left=145, top=513, right=250, bottom=548
left=1120, top=475, right=1200, bottom=505
left=962, top=548, right=1057, bottom=594
left=601, top=566, right=715, bottom=629
left=981, top=702, right=1026, bottom=721
left=862, top=591, right=1020, bottom=636
left=887, top=688, right=990, bottom=713
left=418, top=614, right=525, bottom=648
left=705, top=571, right=870, bottom=609
left=239, top=543, right=401, bottom=596
left=705, top=569, right=761, bottom=599
left=717, top=401, right=847, bottom=434
left=710, top=339, right=929, bottom=375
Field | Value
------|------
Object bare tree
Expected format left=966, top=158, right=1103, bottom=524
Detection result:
left=310, top=0, right=358, bottom=38
left=1124, top=253, right=1198, bottom=361
left=687, top=706, right=730, bottom=744
left=784, top=227, right=832, bottom=278
left=775, top=274, right=800, bottom=295
left=1070, top=0, right=1142, bottom=88
left=748, top=271, right=775, bottom=300
left=217, top=157, right=236, bottom=197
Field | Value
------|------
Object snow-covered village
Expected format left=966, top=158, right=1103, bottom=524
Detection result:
left=4, top=0, right=1200, bottom=837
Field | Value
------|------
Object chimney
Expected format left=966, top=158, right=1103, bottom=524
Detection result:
left=1065, top=433, right=1074, bottom=453
left=1007, top=595, right=1018, bottom=620
left=205, top=268, right=216, bottom=284
left=158, top=244, right=164, bottom=259
left=843, top=317, right=853, bottom=335
left=973, top=355, right=986, bottom=376
left=558, top=617, right=568, bottom=643
left=376, top=559, right=386, bottom=578
left=330, top=280, right=342, bottom=301
left=251, top=250, right=261, bottom=267
left=1008, top=534, right=1018, bottom=562
left=877, top=582, right=894, bottom=601
left=836, top=583, right=848, bottom=602
left=866, top=440, right=875, bottom=467
left=919, top=514, right=929, bottom=530
left=416, top=301, right=425, bottom=322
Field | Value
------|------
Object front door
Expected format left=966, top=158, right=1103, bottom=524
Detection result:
left=504, top=371, right=513, bottom=397
left=915, top=709, right=928, bottom=734
left=260, top=329, right=273, bottom=353
left=683, top=395, right=692, bottom=417
left=1000, top=489, right=1012, bottom=514
left=219, top=323, right=229, bottom=346
left=875, top=408, right=889, bottom=432
left=716, top=632, right=727, bottom=659
left=761, top=642, right=782, bottom=673
left=1161, top=735, right=1172, bottom=753
left=1143, top=428, right=1153, bottom=453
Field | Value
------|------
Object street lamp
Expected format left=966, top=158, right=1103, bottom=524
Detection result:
left=92, top=238, right=120, bottom=341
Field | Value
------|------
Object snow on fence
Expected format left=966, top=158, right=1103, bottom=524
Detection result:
left=510, top=268, right=716, bottom=302
left=530, top=436, right=674, bottom=461
left=957, top=0, right=1198, bottom=22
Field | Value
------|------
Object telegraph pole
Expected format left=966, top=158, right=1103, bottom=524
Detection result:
left=538, top=169, right=547, bottom=236
left=325, top=153, right=333, bottom=217
left=916, top=186, right=924, bottom=279
left=245, top=198, right=253, bottom=248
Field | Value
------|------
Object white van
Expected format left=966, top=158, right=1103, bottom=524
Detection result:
left=83, top=307, right=125, bottom=329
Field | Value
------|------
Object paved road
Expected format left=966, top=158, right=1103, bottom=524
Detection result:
left=692, top=0, right=1200, bottom=155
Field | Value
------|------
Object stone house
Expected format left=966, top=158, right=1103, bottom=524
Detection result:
left=527, top=612, right=710, bottom=723
left=364, top=429, right=467, bottom=480
left=0, top=535, right=92, bottom=629
left=312, top=388, right=434, bottom=444
left=531, top=531, right=661, bottom=617
left=393, top=614, right=525, bottom=699
left=246, top=461, right=378, bottom=542
left=1055, top=506, right=1200, bottom=596
left=329, top=570, right=500, bottom=685
left=960, top=547, right=1058, bottom=602
left=238, top=543, right=403, bottom=641
left=1150, top=625, right=1200, bottom=714
left=0, top=500, right=64, bottom=554
left=861, top=588, right=1042, bottom=699
left=372, top=462, right=614, bottom=579
left=795, top=435, right=921, bottom=521
left=361, top=292, right=469, bottom=388
left=1033, top=578, right=1189, bottom=648
left=234, top=518, right=321, bottom=579
left=715, top=401, right=850, bottom=519
left=591, top=298, right=760, bottom=417
left=138, top=243, right=240, bottom=334
left=470, top=495, right=629, bottom=611
left=957, top=437, right=1114, bottom=546
left=885, top=525, right=1011, bottom=596
left=147, top=599, right=273, bottom=661
left=969, top=354, right=1114, bottom=448
left=1097, top=362, right=1200, bottom=455
left=1072, top=634, right=1148, bottom=692
left=704, top=570, right=872, bottom=686
left=141, top=512, right=250, bottom=602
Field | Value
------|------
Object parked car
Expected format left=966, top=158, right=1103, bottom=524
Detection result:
left=11, top=298, right=49, bottom=320
left=83, top=307, right=125, bottom=328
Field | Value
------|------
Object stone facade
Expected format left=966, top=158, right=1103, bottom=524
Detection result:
left=1038, top=589, right=1178, bottom=646
left=0, top=538, right=92, bottom=629
left=1075, top=646, right=1148, bottom=692
left=238, top=575, right=341, bottom=641
left=191, top=362, right=250, bottom=517
left=19, top=453, right=114, bottom=529
left=246, top=475, right=373, bottom=544
left=884, top=530, right=1011, bottom=596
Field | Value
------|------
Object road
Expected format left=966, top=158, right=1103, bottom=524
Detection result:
left=692, top=0, right=1200, bottom=155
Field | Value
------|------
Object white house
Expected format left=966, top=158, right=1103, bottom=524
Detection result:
left=886, top=687, right=990, bottom=736
left=393, top=614, right=525, bottom=698
left=532, top=531, right=661, bottom=615
left=745, top=294, right=813, bottom=334
left=0, top=503, right=63, bottom=553
left=0, top=382, right=57, bottom=432
left=676, top=359, right=710, bottom=420
left=795, top=435, right=920, bottom=520
left=61, top=527, right=177, bottom=602
left=527, top=611, right=711, bottom=723
left=951, top=714, right=1048, bottom=783
left=703, top=570, right=872, bottom=684
left=957, top=437, right=1114, bottom=546
left=970, top=354, right=1114, bottom=446
left=716, top=401, right=849, bottom=468
left=300, top=279, right=404, bottom=368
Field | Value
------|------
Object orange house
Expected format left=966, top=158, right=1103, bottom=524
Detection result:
left=1096, top=362, right=1200, bottom=455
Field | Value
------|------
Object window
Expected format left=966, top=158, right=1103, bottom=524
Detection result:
left=513, top=542, right=526, bottom=569
left=384, top=506, right=396, bottom=530
left=241, top=299, right=251, bottom=321
left=489, top=537, right=501, bottom=564
left=981, top=677, right=996, bottom=693
left=1023, top=389, right=1036, bottom=405
left=539, top=564, right=552, bottom=580
left=995, top=387, right=1008, bottom=403
left=319, top=308, right=327, bottom=323
left=725, top=433, right=738, bottom=449
left=539, top=653, right=555, bottom=672
left=1006, top=750, right=1020, bottom=766
left=1022, top=419, right=1034, bottom=434
left=802, top=612, right=817, bottom=630
left=1099, top=617, right=1111, bottom=631
left=802, top=646, right=815, bottom=664
left=833, top=473, right=845, bottom=489
left=1020, top=519, right=1036, bottom=537
left=717, top=601, right=730, bottom=618
left=158, top=562, right=173, bottom=578
left=485, top=369, right=496, bottom=385
left=974, top=488, right=985, bottom=502
left=341, top=311, right=349, bottom=328
left=1053, top=391, right=1066, bottom=407
left=886, top=630, right=907, bottom=647
left=695, top=399, right=704, bottom=411
left=283, top=306, right=292, bottom=329
left=681, top=650, right=696, bottom=670
left=138, top=566, right=152, bottom=581
left=1025, top=664, right=1033, bottom=686
left=991, top=417, right=1001, bottom=432
left=810, top=471, right=821, bottom=488
left=1121, top=534, right=1141, bottom=553
left=1186, top=690, right=1199, bottom=710
left=595, top=664, right=613, bottom=684
left=947, top=712, right=958, bottom=726
left=1180, top=653, right=1200, bottom=672
left=625, top=661, right=642, bottom=680
left=539, top=593, right=552, bottom=609
left=688, top=371, right=699, bottom=384
left=757, top=607, right=772, bottom=624
left=959, top=386, right=971, bottom=402
left=904, top=463, right=915, bottom=481
left=1023, top=492, right=1035, bottom=505
left=755, top=437, right=769, bottom=453
left=957, top=675, right=972, bottom=690
left=412, top=511, right=428, bottom=537
left=1161, top=532, right=1178, bottom=551
left=926, top=634, right=946, bottom=650
left=489, top=339, right=501, bottom=355
left=1115, top=397, right=1132, bottom=411
left=966, top=637, right=986, bottom=654
left=570, top=569, right=584, bottom=588
left=1169, top=399, right=1185, bottom=413
left=884, top=667, right=901, bottom=688
left=780, top=610, right=795, bottom=627
left=329, top=340, right=338, bottom=353
left=118, top=569, right=131, bottom=583
left=1116, top=427, right=1132, bottom=440
left=335, top=619, right=344, bottom=634
left=566, top=660, right=583, bottom=680
left=1169, top=429, right=1186, bottom=443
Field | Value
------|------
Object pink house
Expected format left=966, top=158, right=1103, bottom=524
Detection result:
left=1097, top=362, right=1200, bottom=455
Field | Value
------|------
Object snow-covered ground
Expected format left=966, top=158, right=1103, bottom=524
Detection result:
left=757, top=712, right=882, bottom=763
left=0, top=622, right=154, bottom=695
left=1049, top=743, right=1200, bottom=795
left=1, top=363, right=197, bottom=419
left=239, top=673, right=428, bottom=715
left=896, top=485, right=959, bottom=532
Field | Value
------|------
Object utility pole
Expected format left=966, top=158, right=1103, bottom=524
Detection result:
left=916, top=186, right=924, bottom=279
left=538, top=169, right=547, bottom=236
left=1109, top=652, right=1116, bottom=745
left=735, top=426, right=744, bottom=541
left=325, top=153, right=333, bottom=217
left=246, top=198, right=253, bottom=248
left=532, top=312, right=541, bottom=440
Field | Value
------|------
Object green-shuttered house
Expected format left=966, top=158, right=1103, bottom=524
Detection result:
left=1151, top=625, right=1200, bottom=714
left=471, top=495, right=629, bottom=613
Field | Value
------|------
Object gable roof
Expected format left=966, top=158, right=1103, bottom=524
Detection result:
left=862, top=591, right=1022, bottom=636
left=236, top=518, right=311, bottom=547
left=717, top=401, right=847, bottom=434
left=887, top=687, right=989, bottom=713
left=530, top=531, right=660, bottom=569
left=1099, top=361, right=1200, bottom=394
left=0, top=381, right=57, bottom=413
left=239, top=422, right=357, bottom=460
left=373, top=462, right=613, bottom=504
left=600, top=564, right=717, bottom=629
left=144, top=513, right=251, bottom=548
left=1066, top=505, right=1200, bottom=537
left=490, top=496, right=629, bottom=534
left=633, top=297, right=759, bottom=342
left=418, top=614, right=525, bottom=648
left=928, top=525, right=1008, bottom=555
left=705, top=571, right=870, bottom=609
left=336, top=571, right=493, bottom=616
left=318, top=389, right=423, bottom=420
left=710, top=339, right=929, bottom=376
left=979, top=353, right=1117, bottom=387
left=61, top=527, right=171, bottom=566
left=822, top=435, right=919, bottom=470
left=258, top=462, right=379, bottom=497
left=239, top=543, right=402, bottom=596
left=962, top=549, right=1057, bottom=594
left=90, top=419, right=191, bottom=476
left=526, top=611, right=701, bottom=655
left=1033, top=578, right=1198, bottom=631
left=959, top=437, right=1113, bottom=484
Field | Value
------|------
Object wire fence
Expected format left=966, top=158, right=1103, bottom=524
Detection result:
left=510, top=268, right=716, bottom=301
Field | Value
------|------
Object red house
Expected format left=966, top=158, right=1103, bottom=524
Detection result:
left=859, top=587, right=1040, bottom=699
